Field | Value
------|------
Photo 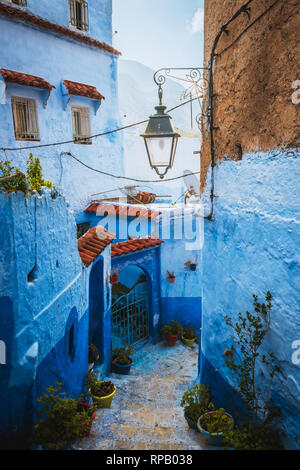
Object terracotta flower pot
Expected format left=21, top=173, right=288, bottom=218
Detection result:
left=168, top=276, right=176, bottom=284
left=110, top=274, right=119, bottom=285
left=166, top=334, right=178, bottom=346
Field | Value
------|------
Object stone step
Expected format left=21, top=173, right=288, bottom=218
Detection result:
left=78, top=422, right=207, bottom=449
left=94, top=408, right=187, bottom=429
left=75, top=438, right=201, bottom=451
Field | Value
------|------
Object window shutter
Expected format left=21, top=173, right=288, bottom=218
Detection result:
left=81, top=107, right=91, bottom=140
left=11, top=97, right=39, bottom=141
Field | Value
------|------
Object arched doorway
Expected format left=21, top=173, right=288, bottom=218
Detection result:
left=111, top=265, right=150, bottom=349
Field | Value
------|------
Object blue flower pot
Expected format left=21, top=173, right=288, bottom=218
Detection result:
left=111, top=359, right=133, bottom=375
left=197, top=412, right=234, bottom=447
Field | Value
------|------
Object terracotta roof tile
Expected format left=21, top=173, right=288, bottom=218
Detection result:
left=111, top=238, right=163, bottom=258
left=85, top=203, right=161, bottom=219
left=0, top=3, right=121, bottom=56
left=63, top=80, right=104, bottom=101
left=78, top=226, right=115, bottom=267
left=0, top=68, right=55, bottom=91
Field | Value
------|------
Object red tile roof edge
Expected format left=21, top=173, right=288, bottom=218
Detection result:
left=0, top=68, right=55, bottom=91
left=85, top=203, right=162, bottom=220
left=0, top=3, right=121, bottom=57
left=63, top=80, right=105, bottom=101
left=78, top=226, right=116, bottom=267
left=111, top=238, right=163, bottom=258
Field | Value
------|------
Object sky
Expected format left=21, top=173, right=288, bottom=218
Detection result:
left=112, top=0, right=204, bottom=71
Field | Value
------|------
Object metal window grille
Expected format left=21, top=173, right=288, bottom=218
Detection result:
left=68, top=0, right=89, bottom=32
left=72, top=106, right=91, bottom=143
left=10, top=0, right=27, bottom=7
left=11, top=97, right=40, bottom=141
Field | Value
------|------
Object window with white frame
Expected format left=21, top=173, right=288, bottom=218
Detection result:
left=68, top=0, right=89, bottom=32
left=11, top=97, right=40, bottom=141
left=9, top=0, right=27, bottom=7
left=72, top=106, right=91, bottom=143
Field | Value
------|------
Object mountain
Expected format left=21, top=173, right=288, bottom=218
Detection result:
left=117, top=60, right=201, bottom=200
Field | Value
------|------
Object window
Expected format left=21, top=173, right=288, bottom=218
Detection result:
left=72, top=106, right=91, bottom=144
left=11, top=97, right=40, bottom=141
left=9, top=0, right=27, bottom=6
left=68, top=0, right=89, bottom=32
left=77, top=222, right=90, bottom=239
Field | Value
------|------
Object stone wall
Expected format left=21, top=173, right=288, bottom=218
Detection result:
left=201, top=0, right=300, bottom=188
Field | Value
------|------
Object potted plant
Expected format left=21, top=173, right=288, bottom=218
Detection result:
left=161, top=320, right=182, bottom=345
left=184, top=260, right=197, bottom=272
left=88, top=375, right=116, bottom=409
left=112, top=342, right=135, bottom=375
left=180, top=384, right=213, bottom=431
left=34, top=382, right=96, bottom=450
left=110, top=272, right=119, bottom=285
left=222, top=291, right=284, bottom=450
left=167, top=271, right=176, bottom=284
left=181, top=326, right=198, bottom=348
left=88, top=342, right=99, bottom=371
left=197, top=408, right=234, bottom=446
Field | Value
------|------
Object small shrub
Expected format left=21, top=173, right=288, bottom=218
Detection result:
left=200, top=408, right=233, bottom=434
left=26, top=153, right=54, bottom=192
left=180, top=384, right=213, bottom=423
left=182, top=326, right=198, bottom=341
left=112, top=342, right=135, bottom=365
left=0, top=160, right=28, bottom=194
left=161, top=321, right=183, bottom=338
left=34, top=382, right=94, bottom=449
left=223, top=422, right=284, bottom=450
left=88, top=376, right=115, bottom=398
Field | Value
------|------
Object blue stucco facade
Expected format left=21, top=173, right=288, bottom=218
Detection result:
left=0, top=189, right=89, bottom=439
left=0, top=0, right=123, bottom=216
left=200, top=150, right=300, bottom=449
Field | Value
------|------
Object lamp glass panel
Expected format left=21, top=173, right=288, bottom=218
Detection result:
left=145, top=136, right=174, bottom=167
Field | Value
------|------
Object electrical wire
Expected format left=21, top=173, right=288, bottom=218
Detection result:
left=0, top=97, right=201, bottom=152
left=61, top=151, right=201, bottom=183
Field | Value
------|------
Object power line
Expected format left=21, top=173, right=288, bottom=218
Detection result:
left=1, top=97, right=201, bottom=152
left=62, top=151, right=200, bottom=184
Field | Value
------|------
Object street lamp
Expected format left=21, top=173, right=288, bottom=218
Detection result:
left=141, top=85, right=180, bottom=179
left=141, top=67, right=208, bottom=179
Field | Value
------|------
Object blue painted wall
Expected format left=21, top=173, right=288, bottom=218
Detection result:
left=0, top=189, right=88, bottom=438
left=158, top=208, right=203, bottom=336
left=200, top=150, right=300, bottom=449
left=0, top=0, right=123, bottom=217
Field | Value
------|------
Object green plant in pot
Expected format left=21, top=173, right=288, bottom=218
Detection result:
left=88, top=375, right=116, bottom=409
left=181, top=326, right=198, bottom=348
left=222, top=291, right=284, bottom=450
left=161, top=320, right=183, bottom=346
left=112, top=342, right=135, bottom=375
left=197, top=407, right=234, bottom=446
left=33, top=382, right=96, bottom=450
left=180, top=384, right=213, bottom=431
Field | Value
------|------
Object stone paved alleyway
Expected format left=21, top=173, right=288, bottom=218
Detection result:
left=76, top=341, right=213, bottom=450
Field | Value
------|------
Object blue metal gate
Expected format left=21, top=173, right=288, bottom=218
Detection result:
left=111, top=286, right=149, bottom=349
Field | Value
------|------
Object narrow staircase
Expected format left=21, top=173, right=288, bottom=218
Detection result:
left=76, top=342, right=211, bottom=450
